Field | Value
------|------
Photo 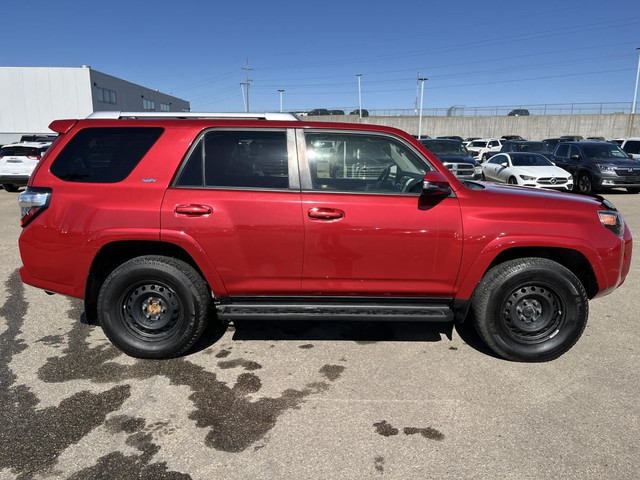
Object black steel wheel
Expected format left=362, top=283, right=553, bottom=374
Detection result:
left=97, top=256, right=211, bottom=359
left=472, top=258, right=588, bottom=362
left=575, top=172, right=593, bottom=194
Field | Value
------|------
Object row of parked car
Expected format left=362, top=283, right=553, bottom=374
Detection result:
left=419, top=136, right=640, bottom=194
left=0, top=135, right=57, bottom=191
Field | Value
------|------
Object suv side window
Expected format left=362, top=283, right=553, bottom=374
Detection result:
left=176, top=130, right=289, bottom=189
left=50, top=127, right=163, bottom=183
left=304, top=132, right=429, bottom=194
left=569, top=145, right=581, bottom=158
left=555, top=144, right=569, bottom=158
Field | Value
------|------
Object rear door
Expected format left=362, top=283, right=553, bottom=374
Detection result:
left=298, top=129, right=463, bottom=297
left=161, top=128, right=304, bottom=296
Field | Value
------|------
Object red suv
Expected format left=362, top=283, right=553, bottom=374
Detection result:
left=18, top=112, right=632, bottom=362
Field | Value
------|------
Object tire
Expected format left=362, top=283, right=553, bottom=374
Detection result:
left=472, top=258, right=588, bottom=362
left=97, top=256, right=211, bottom=359
left=2, top=184, right=19, bottom=192
left=508, top=176, right=517, bottom=185
left=575, top=172, right=593, bottom=194
left=626, top=187, right=640, bottom=194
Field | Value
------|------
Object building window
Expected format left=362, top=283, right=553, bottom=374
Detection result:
left=142, top=99, right=156, bottom=111
left=160, top=103, right=170, bottom=112
left=96, top=87, right=117, bottom=104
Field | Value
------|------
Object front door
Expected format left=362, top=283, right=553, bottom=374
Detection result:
left=298, top=130, right=463, bottom=297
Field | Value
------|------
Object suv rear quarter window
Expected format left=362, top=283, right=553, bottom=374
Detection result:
left=50, top=127, right=163, bottom=183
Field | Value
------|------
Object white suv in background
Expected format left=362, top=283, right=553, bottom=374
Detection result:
left=620, top=138, right=640, bottom=160
left=466, top=138, right=503, bottom=162
left=0, top=141, right=53, bottom=192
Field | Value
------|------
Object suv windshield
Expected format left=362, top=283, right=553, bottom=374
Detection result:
left=582, top=144, right=629, bottom=160
left=0, top=146, right=44, bottom=157
left=422, top=140, right=469, bottom=156
left=470, top=141, right=488, bottom=148
left=518, top=142, right=552, bottom=153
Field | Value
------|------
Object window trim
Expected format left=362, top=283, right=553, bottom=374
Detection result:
left=171, top=127, right=299, bottom=192
left=296, top=128, right=433, bottom=196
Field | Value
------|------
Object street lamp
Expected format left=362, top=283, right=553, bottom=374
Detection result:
left=418, top=77, right=428, bottom=139
left=632, top=47, right=640, bottom=115
left=356, top=74, right=362, bottom=119
left=278, top=89, right=285, bottom=113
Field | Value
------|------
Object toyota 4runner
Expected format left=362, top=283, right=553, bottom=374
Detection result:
left=18, top=112, right=632, bottom=362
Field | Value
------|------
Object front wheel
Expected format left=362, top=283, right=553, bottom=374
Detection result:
left=97, top=256, right=211, bottom=359
left=472, top=258, right=588, bottom=362
left=508, top=176, right=518, bottom=185
left=2, top=184, right=19, bottom=192
left=575, top=172, right=593, bottom=194
left=626, top=187, right=640, bottom=194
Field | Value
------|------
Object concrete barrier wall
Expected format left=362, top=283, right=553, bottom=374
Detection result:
left=304, top=114, right=640, bottom=140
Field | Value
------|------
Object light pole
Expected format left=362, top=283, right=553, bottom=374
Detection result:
left=278, top=89, right=285, bottom=113
left=418, top=77, right=428, bottom=139
left=632, top=47, right=640, bottom=115
left=356, top=74, right=362, bottom=119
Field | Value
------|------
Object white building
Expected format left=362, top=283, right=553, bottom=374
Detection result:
left=0, top=66, right=190, bottom=144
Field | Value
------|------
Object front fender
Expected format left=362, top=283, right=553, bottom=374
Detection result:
left=453, top=234, right=604, bottom=301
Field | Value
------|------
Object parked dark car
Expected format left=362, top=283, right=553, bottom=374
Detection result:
left=349, top=109, right=369, bottom=117
left=307, top=109, right=331, bottom=116
left=501, top=135, right=526, bottom=141
left=560, top=135, right=584, bottom=141
left=330, top=110, right=345, bottom=115
left=543, top=137, right=570, bottom=149
left=420, top=138, right=482, bottom=181
left=552, top=141, right=640, bottom=194
left=437, top=136, right=464, bottom=142
left=500, top=141, right=554, bottom=160
left=507, top=109, right=530, bottom=116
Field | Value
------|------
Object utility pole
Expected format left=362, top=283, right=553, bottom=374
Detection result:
left=356, top=74, right=362, bottom=119
left=278, top=89, right=285, bottom=113
left=415, top=72, right=420, bottom=115
left=242, top=59, right=253, bottom=112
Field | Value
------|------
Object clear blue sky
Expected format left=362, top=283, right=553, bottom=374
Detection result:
left=3, top=0, right=639, bottom=113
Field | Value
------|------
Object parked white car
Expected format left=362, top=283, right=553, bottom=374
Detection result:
left=466, top=138, right=503, bottom=162
left=620, top=138, right=640, bottom=160
left=0, top=141, right=52, bottom=192
left=482, top=152, right=573, bottom=190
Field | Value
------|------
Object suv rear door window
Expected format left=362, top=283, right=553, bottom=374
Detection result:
left=176, top=130, right=289, bottom=189
left=50, top=127, right=163, bottom=183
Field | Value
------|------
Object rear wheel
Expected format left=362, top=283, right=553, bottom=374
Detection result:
left=97, top=256, right=211, bottom=359
left=472, top=258, right=588, bottom=362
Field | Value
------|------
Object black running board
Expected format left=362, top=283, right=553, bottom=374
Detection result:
left=215, top=297, right=454, bottom=322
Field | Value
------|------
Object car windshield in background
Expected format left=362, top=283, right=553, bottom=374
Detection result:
left=422, top=140, right=469, bottom=156
left=470, top=141, right=488, bottom=148
left=511, top=154, right=552, bottom=167
left=520, top=142, right=552, bottom=153
left=0, top=146, right=43, bottom=157
left=582, top=145, right=629, bottom=160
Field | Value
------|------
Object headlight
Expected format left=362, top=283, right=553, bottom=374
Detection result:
left=474, top=166, right=482, bottom=174
left=598, top=210, right=625, bottom=236
left=519, top=175, right=536, bottom=181
left=595, top=163, right=616, bottom=173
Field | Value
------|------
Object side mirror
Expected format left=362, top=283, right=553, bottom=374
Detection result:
left=500, top=162, right=508, bottom=168
left=422, top=171, right=451, bottom=197
left=570, top=154, right=580, bottom=161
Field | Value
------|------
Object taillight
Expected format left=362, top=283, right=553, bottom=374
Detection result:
left=27, top=155, right=41, bottom=160
left=18, top=187, right=52, bottom=227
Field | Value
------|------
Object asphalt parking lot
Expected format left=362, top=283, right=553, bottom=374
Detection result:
left=1, top=187, right=639, bottom=480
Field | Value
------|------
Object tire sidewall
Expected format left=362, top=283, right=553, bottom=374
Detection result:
left=98, top=259, right=205, bottom=358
